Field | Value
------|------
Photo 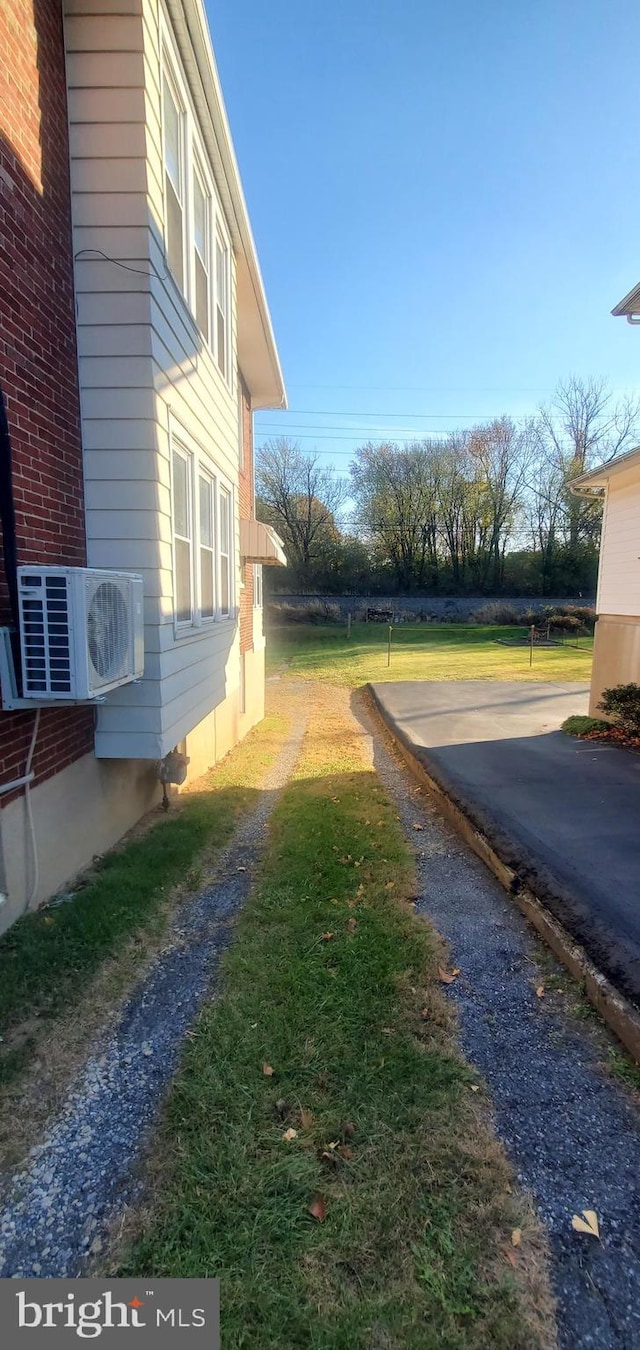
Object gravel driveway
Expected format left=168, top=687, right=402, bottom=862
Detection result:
left=358, top=691, right=640, bottom=1350
left=0, top=708, right=306, bottom=1279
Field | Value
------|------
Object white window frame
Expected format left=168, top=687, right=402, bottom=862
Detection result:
left=192, top=156, right=211, bottom=346
left=218, top=482, right=233, bottom=618
left=160, top=16, right=234, bottom=391
left=170, top=423, right=235, bottom=637
left=171, top=441, right=194, bottom=628
left=198, top=467, right=216, bottom=623
left=161, top=61, right=187, bottom=295
left=253, top=563, right=263, bottom=609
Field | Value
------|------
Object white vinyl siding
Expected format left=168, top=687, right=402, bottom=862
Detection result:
left=597, top=477, right=640, bottom=618
left=66, top=0, right=244, bottom=759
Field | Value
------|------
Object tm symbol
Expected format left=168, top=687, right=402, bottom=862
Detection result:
left=145, top=1290, right=154, bottom=1296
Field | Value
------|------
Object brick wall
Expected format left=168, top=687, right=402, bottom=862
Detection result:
left=238, top=372, right=254, bottom=656
left=0, top=0, right=94, bottom=801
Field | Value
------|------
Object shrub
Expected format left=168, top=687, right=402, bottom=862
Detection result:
left=266, top=601, right=342, bottom=625
left=472, top=602, right=523, bottom=625
left=597, top=683, right=640, bottom=737
left=548, top=614, right=583, bottom=633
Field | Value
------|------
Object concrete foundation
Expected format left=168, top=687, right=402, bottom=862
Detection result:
left=0, top=643, right=267, bottom=932
left=589, top=614, right=640, bottom=717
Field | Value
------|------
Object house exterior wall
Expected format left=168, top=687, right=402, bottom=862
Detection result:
left=65, top=0, right=274, bottom=776
left=589, top=469, right=640, bottom=716
left=0, top=0, right=94, bottom=802
left=65, top=0, right=245, bottom=766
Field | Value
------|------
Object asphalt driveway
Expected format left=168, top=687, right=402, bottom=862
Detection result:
left=370, top=680, right=640, bottom=1007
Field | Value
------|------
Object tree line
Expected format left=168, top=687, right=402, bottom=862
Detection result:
left=256, top=378, right=640, bottom=596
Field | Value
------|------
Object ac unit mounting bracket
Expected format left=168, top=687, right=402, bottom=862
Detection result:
left=0, top=628, right=104, bottom=710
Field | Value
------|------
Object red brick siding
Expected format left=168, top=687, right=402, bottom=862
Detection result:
left=238, top=373, right=254, bottom=656
left=0, top=0, right=93, bottom=803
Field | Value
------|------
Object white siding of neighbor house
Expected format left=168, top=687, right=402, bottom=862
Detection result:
left=65, top=0, right=243, bottom=759
left=596, top=472, right=640, bottom=619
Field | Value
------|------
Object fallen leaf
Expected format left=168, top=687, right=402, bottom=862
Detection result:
left=504, top=1247, right=518, bottom=1268
left=341, top=1122, right=356, bottom=1139
left=321, top=932, right=336, bottom=942
left=262, top=1063, right=274, bottom=1077
left=236, top=866, right=247, bottom=873
left=308, top=1195, right=326, bottom=1222
left=282, top=1128, right=298, bottom=1142
left=347, top=917, right=357, bottom=933
left=437, top=966, right=458, bottom=985
left=300, top=1108, right=314, bottom=1130
left=385, top=881, right=396, bottom=891
left=536, top=985, right=545, bottom=999
left=511, top=1228, right=522, bottom=1247
left=274, top=1097, right=288, bottom=1116
left=420, top=1008, right=430, bottom=1021
left=469, top=1084, right=480, bottom=1093
left=571, top=1210, right=600, bottom=1239
left=338, top=1145, right=353, bottom=1160
left=412, top=823, right=424, bottom=831
left=320, top=1149, right=338, bottom=1164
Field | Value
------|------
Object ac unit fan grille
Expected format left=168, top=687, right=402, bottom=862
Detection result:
left=87, top=582, right=130, bottom=688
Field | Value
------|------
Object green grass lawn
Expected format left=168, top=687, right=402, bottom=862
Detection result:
left=268, top=622, right=593, bottom=686
left=0, top=714, right=289, bottom=1088
left=119, top=687, right=551, bottom=1348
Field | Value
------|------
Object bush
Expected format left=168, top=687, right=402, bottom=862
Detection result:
left=597, top=683, right=640, bottom=737
left=266, top=600, right=343, bottom=625
left=471, top=602, right=524, bottom=625
left=544, top=604, right=596, bottom=632
left=548, top=614, right=583, bottom=633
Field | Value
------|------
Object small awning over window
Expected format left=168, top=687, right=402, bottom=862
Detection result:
left=240, top=518, right=286, bottom=566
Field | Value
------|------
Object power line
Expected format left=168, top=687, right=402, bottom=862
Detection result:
left=255, top=408, right=534, bottom=420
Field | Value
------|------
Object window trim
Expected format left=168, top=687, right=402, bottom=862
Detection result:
left=161, top=60, right=187, bottom=295
left=171, top=440, right=194, bottom=628
left=170, top=423, right=236, bottom=637
left=253, top=563, right=263, bottom=609
left=160, top=16, right=235, bottom=391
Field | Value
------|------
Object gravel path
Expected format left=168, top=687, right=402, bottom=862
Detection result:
left=0, top=708, right=307, bottom=1279
left=357, top=693, right=640, bottom=1350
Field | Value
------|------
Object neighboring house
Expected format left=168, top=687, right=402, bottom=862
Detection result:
left=0, top=0, right=285, bottom=932
left=572, top=445, right=640, bottom=716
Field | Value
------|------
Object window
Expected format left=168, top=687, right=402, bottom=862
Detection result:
left=216, top=234, right=229, bottom=379
left=219, top=485, right=232, bottom=616
left=193, top=168, right=210, bottom=342
left=253, top=564, right=263, bottom=608
left=199, top=471, right=215, bottom=619
left=172, top=445, right=193, bottom=623
left=162, top=71, right=184, bottom=290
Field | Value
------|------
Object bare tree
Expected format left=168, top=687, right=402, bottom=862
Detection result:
left=527, top=377, right=640, bottom=582
left=350, top=441, right=442, bottom=590
left=256, top=438, right=347, bottom=590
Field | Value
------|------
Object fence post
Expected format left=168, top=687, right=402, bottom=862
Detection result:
left=530, top=625, right=535, bottom=667
left=387, top=624, right=392, bottom=667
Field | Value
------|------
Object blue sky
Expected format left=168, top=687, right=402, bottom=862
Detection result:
left=208, top=0, right=640, bottom=474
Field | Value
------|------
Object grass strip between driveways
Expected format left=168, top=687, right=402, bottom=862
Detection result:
left=120, top=688, right=552, bottom=1349
left=0, top=714, right=288, bottom=1087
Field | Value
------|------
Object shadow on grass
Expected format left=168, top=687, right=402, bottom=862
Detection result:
left=0, top=783, right=262, bottom=1083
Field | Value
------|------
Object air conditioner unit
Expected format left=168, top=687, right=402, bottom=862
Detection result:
left=17, top=567, right=144, bottom=701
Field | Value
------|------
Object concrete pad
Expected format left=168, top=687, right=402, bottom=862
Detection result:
left=371, top=680, right=640, bottom=1008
